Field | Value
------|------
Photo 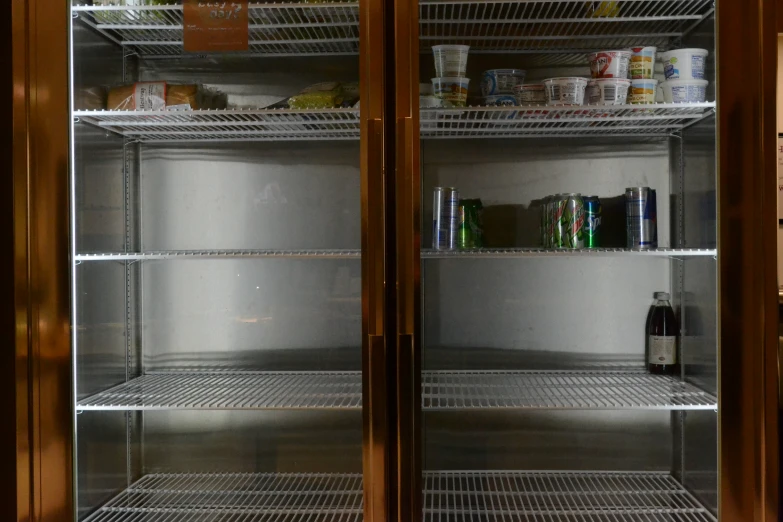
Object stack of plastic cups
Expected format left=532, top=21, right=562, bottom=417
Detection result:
left=431, top=45, right=470, bottom=108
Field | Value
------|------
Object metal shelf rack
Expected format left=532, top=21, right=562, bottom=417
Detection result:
left=77, top=370, right=716, bottom=411
left=75, top=104, right=714, bottom=142
left=74, top=1, right=714, bottom=59
left=72, top=3, right=361, bottom=57
left=83, top=471, right=716, bottom=522
left=74, top=248, right=716, bottom=261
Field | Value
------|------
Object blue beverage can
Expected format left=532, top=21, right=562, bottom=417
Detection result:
left=584, top=196, right=602, bottom=248
left=433, top=187, right=460, bottom=250
left=625, top=187, right=657, bottom=249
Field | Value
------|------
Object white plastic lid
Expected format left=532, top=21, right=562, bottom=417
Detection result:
left=655, top=292, right=671, bottom=300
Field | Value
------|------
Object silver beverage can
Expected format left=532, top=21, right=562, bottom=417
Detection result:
left=433, top=187, right=460, bottom=250
left=625, top=187, right=658, bottom=249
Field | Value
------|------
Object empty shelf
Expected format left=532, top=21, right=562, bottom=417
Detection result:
left=422, top=248, right=717, bottom=259
left=78, top=370, right=716, bottom=411
left=423, top=371, right=717, bottom=410
left=421, top=104, right=716, bottom=139
left=77, top=371, right=364, bottom=410
left=424, top=471, right=716, bottom=521
left=83, top=472, right=365, bottom=522
left=75, top=249, right=362, bottom=261
left=83, top=471, right=715, bottom=522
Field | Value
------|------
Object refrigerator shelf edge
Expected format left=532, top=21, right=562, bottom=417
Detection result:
left=73, top=0, right=713, bottom=57
left=73, top=104, right=714, bottom=142
left=82, top=471, right=715, bottom=522
left=422, top=247, right=717, bottom=259
left=74, top=249, right=363, bottom=261
left=76, top=370, right=716, bottom=411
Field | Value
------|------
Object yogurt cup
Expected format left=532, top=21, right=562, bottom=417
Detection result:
left=587, top=50, right=631, bottom=79
left=483, top=94, right=517, bottom=106
left=542, top=77, right=588, bottom=106
left=514, top=83, right=546, bottom=105
left=481, top=69, right=526, bottom=96
left=432, top=77, right=470, bottom=107
left=659, top=79, right=708, bottom=103
left=628, top=79, right=658, bottom=104
left=628, top=46, right=657, bottom=79
left=432, top=45, right=470, bottom=77
left=586, top=78, right=631, bottom=105
left=659, top=48, right=708, bottom=80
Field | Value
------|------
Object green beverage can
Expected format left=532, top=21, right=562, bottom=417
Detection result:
left=550, top=194, right=568, bottom=248
left=458, top=199, right=484, bottom=249
left=584, top=196, right=602, bottom=248
left=562, top=193, right=585, bottom=249
left=540, top=196, right=551, bottom=248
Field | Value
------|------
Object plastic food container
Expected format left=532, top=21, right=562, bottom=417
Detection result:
left=659, top=48, right=708, bottom=80
left=480, top=69, right=526, bottom=96
left=658, top=79, right=708, bottom=103
left=514, top=84, right=546, bottom=105
left=629, top=46, right=657, bottom=79
left=586, top=78, right=631, bottom=105
left=432, top=77, right=470, bottom=107
left=432, top=45, right=470, bottom=77
left=587, top=50, right=631, bottom=79
left=628, top=79, right=658, bottom=104
left=542, top=77, right=588, bottom=106
left=420, top=95, right=443, bottom=108
left=483, top=95, right=517, bottom=106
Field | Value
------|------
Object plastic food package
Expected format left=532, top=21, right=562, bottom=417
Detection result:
left=107, top=82, right=223, bottom=111
left=74, top=86, right=107, bottom=110
left=288, top=82, right=344, bottom=109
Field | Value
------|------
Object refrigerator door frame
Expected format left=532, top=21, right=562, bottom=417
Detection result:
left=8, top=1, right=395, bottom=521
left=716, top=0, right=779, bottom=521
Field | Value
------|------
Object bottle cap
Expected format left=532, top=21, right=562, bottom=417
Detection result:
left=654, top=291, right=670, bottom=300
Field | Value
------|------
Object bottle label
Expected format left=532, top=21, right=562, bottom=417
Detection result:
left=649, top=335, right=676, bottom=365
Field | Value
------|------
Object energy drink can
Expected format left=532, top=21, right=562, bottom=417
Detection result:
left=625, top=187, right=657, bottom=249
left=433, top=187, right=460, bottom=250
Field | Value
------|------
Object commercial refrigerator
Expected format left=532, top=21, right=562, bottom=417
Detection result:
left=7, top=1, right=779, bottom=521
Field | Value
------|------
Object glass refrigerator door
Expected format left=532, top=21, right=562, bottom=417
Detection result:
left=69, top=2, right=384, bottom=521
left=407, top=1, right=719, bottom=520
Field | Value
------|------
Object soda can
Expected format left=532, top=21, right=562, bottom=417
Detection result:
left=540, top=196, right=551, bottom=248
left=562, top=193, right=585, bottom=249
left=458, top=199, right=484, bottom=249
left=550, top=194, right=568, bottom=248
left=584, top=196, right=602, bottom=248
left=625, top=187, right=657, bottom=249
left=433, top=187, right=460, bottom=250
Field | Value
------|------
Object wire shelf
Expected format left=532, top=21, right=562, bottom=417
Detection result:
left=83, top=472, right=365, bottom=522
left=75, top=249, right=362, bottom=261
left=419, top=0, right=715, bottom=55
left=83, top=471, right=715, bottom=522
left=423, top=471, right=717, bottom=521
left=421, top=104, right=716, bottom=139
left=75, top=104, right=714, bottom=142
left=77, top=370, right=716, bottom=411
left=422, top=248, right=716, bottom=259
left=73, top=3, right=360, bottom=57
left=423, top=371, right=716, bottom=410
left=74, top=1, right=713, bottom=58
left=74, top=108, right=360, bottom=142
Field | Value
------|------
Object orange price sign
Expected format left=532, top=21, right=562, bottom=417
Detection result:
left=183, top=0, right=249, bottom=53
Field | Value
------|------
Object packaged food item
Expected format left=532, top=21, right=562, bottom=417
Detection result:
left=514, top=84, right=546, bottom=105
left=341, top=82, right=360, bottom=107
left=483, top=95, right=517, bottom=106
left=629, top=46, right=657, bottom=79
left=542, top=77, right=588, bottom=106
left=628, top=79, right=658, bottom=104
left=74, top=86, right=107, bottom=111
left=288, top=82, right=344, bottom=109
left=659, top=79, right=708, bottom=103
left=659, top=48, right=709, bottom=80
left=587, top=50, right=631, bottom=79
left=480, top=69, right=526, bottom=96
left=432, top=45, right=470, bottom=77
left=586, top=78, right=630, bottom=105
left=432, top=77, right=470, bottom=107
left=586, top=1, right=620, bottom=17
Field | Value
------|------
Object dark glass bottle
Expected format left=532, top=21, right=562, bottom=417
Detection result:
left=646, top=292, right=679, bottom=375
